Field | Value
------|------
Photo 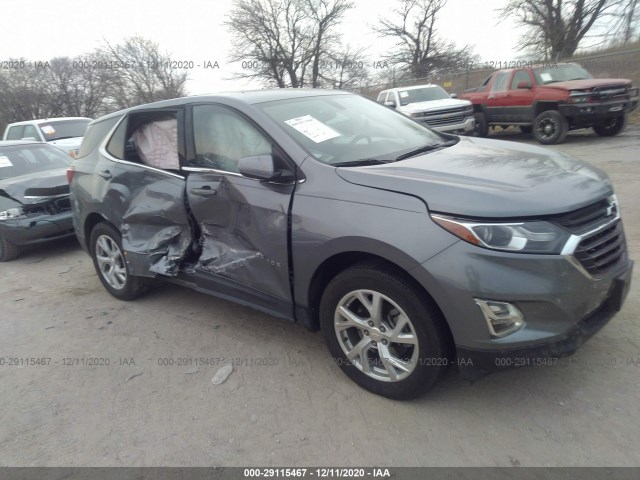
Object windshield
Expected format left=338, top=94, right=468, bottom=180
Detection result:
left=533, top=64, right=592, bottom=84
left=38, top=119, right=90, bottom=141
left=258, top=94, right=445, bottom=165
left=398, top=86, right=450, bottom=106
left=0, top=144, right=71, bottom=179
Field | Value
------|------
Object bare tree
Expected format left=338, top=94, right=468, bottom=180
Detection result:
left=375, top=0, right=477, bottom=79
left=226, top=0, right=353, bottom=88
left=319, top=45, right=370, bottom=89
left=501, top=0, right=619, bottom=60
left=104, top=36, right=189, bottom=108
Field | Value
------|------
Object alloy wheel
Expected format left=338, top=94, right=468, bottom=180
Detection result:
left=95, top=234, right=127, bottom=290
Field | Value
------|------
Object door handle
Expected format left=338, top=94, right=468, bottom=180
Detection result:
left=190, top=186, right=217, bottom=197
left=98, top=170, right=112, bottom=179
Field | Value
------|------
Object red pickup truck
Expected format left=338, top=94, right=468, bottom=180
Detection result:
left=460, top=63, right=639, bottom=144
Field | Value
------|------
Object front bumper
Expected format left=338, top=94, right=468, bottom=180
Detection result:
left=457, top=263, right=632, bottom=380
left=426, top=116, right=475, bottom=134
left=559, top=96, right=639, bottom=121
left=411, top=237, right=633, bottom=381
left=0, top=211, right=75, bottom=246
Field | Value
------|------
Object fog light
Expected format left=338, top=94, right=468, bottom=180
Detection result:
left=474, top=299, right=525, bottom=338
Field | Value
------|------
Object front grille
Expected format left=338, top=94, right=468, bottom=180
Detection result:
left=591, top=85, right=629, bottom=101
left=553, top=198, right=615, bottom=235
left=574, top=221, right=626, bottom=277
left=553, top=196, right=627, bottom=278
left=423, top=114, right=466, bottom=126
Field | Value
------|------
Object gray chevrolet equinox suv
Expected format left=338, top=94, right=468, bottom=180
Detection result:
left=69, top=89, right=633, bottom=399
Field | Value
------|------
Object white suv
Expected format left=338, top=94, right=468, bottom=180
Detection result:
left=377, top=84, right=475, bottom=134
left=3, top=117, right=92, bottom=157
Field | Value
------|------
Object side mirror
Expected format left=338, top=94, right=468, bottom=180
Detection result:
left=384, top=101, right=397, bottom=108
left=238, top=154, right=294, bottom=182
left=450, top=93, right=457, bottom=98
left=517, top=81, right=532, bottom=89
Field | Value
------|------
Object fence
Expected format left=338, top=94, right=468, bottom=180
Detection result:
left=358, top=48, right=640, bottom=99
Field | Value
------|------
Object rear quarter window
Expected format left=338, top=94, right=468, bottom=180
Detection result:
left=5, top=126, right=24, bottom=140
left=76, top=117, right=121, bottom=158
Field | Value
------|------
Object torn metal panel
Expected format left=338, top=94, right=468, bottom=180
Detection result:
left=113, top=168, right=192, bottom=277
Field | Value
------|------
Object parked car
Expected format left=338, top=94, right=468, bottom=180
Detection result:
left=376, top=84, right=475, bottom=134
left=460, top=63, right=639, bottom=144
left=3, top=117, right=92, bottom=157
left=69, top=90, right=632, bottom=399
left=0, top=141, right=75, bottom=261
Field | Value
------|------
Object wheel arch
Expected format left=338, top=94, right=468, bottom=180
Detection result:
left=83, top=212, right=112, bottom=252
left=303, top=251, right=455, bottom=356
left=533, top=101, right=560, bottom=117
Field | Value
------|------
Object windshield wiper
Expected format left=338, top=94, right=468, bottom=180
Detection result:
left=395, top=139, right=458, bottom=161
left=333, top=159, right=392, bottom=167
left=50, top=136, right=75, bottom=141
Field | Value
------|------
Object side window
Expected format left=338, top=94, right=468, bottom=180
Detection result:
left=386, top=92, right=396, bottom=104
left=106, top=111, right=181, bottom=171
left=77, top=117, right=120, bottom=158
left=377, top=92, right=387, bottom=103
left=22, top=125, right=40, bottom=140
left=191, top=105, right=272, bottom=173
left=511, top=70, right=531, bottom=90
left=491, top=72, right=510, bottom=92
left=6, top=126, right=24, bottom=140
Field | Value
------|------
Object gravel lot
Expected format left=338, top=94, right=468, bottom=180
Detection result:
left=1, top=128, right=639, bottom=467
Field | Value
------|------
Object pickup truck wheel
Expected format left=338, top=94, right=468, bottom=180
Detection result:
left=593, top=115, right=627, bottom=137
left=90, top=223, right=149, bottom=300
left=473, top=113, right=488, bottom=137
left=534, top=110, right=568, bottom=144
left=519, top=126, right=532, bottom=134
left=0, top=234, right=20, bottom=262
left=319, top=263, right=450, bottom=400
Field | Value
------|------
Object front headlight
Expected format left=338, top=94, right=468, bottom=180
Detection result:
left=0, top=208, right=24, bottom=220
left=431, top=214, right=570, bottom=254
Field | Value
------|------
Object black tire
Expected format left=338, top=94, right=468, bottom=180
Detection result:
left=319, top=262, right=451, bottom=400
left=533, top=110, right=568, bottom=145
left=593, top=115, right=627, bottom=137
left=0, top=234, right=20, bottom=262
left=473, top=112, right=488, bottom=137
left=89, top=222, right=149, bottom=300
left=519, top=125, right=533, bottom=134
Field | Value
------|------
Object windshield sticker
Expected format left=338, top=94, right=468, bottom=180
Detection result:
left=284, top=115, right=340, bottom=143
left=0, top=156, right=13, bottom=167
left=399, top=91, right=409, bottom=98
left=41, top=125, right=56, bottom=135
left=539, top=73, right=552, bottom=82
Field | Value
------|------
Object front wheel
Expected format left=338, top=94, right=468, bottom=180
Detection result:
left=320, top=263, right=451, bottom=400
left=0, top=234, right=20, bottom=262
left=593, top=115, right=627, bottom=137
left=534, top=110, right=568, bottom=144
left=90, top=223, right=149, bottom=300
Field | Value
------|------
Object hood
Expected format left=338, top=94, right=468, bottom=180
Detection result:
left=49, top=137, right=83, bottom=154
left=0, top=168, right=69, bottom=204
left=544, top=78, right=631, bottom=91
left=336, top=137, right=612, bottom=218
left=399, top=98, right=471, bottom=114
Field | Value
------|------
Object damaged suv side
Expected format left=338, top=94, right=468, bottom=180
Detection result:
left=70, top=90, right=633, bottom=400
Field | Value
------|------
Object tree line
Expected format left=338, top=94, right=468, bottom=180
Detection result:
left=1, top=0, right=638, bottom=131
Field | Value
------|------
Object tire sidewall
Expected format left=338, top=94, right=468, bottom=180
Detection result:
left=320, top=267, right=448, bottom=400
left=594, top=115, right=626, bottom=136
left=474, top=112, right=488, bottom=137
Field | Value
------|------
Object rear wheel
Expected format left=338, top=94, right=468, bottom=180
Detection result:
left=473, top=113, right=488, bottom=137
left=533, top=110, right=568, bottom=145
left=320, top=263, right=451, bottom=400
left=593, top=115, right=626, bottom=137
left=90, top=223, right=149, bottom=300
left=0, top=234, right=20, bottom=262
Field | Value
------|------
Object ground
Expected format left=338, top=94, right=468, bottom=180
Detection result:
left=1, top=127, right=639, bottom=467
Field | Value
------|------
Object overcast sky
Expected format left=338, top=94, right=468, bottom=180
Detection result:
left=0, top=0, right=519, bottom=93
